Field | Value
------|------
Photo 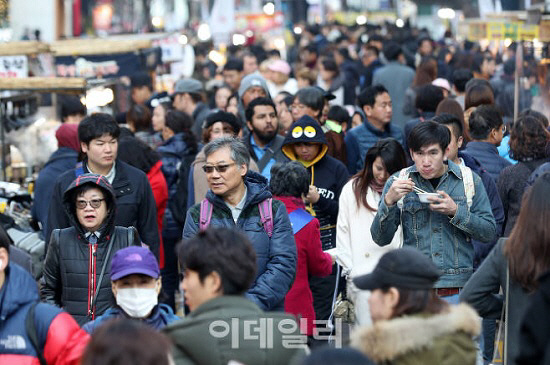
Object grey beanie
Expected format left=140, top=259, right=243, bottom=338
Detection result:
left=238, top=74, right=271, bottom=99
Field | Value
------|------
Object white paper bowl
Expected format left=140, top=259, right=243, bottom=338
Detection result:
left=417, top=193, right=441, bottom=203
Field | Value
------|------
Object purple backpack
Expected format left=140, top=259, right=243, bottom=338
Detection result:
left=199, top=198, right=274, bottom=238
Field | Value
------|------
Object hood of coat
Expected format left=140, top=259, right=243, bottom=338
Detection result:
left=282, top=116, right=328, bottom=168
left=62, top=173, right=117, bottom=240
left=350, top=303, right=481, bottom=363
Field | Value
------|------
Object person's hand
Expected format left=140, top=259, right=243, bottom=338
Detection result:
left=306, top=185, right=320, bottom=204
left=428, top=190, right=458, bottom=216
left=384, top=178, right=414, bottom=206
left=329, top=253, right=336, bottom=265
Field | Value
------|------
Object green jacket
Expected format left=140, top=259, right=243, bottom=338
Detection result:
left=163, top=296, right=306, bottom=365
left=351, top=303, right=480, bottom=365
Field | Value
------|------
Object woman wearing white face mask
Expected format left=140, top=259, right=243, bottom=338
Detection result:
left=82, top=246, right=179, bottom=333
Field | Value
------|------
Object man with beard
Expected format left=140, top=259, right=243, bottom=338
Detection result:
left=244, top=98, right=289, bottom=181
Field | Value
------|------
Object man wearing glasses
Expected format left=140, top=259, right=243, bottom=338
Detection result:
left=183, top=137, right=296, bottom=312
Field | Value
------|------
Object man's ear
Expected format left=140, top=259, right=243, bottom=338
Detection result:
left=80, top=142, right=88, bottom=154
left=363, top=105, right=372, bottom=118
left=239, top=164, right=248, bottom=177
left=206, top=271, right=223, bottom=295
left=246, top=120, right=253, bottom=132
left=111, top=281, right=118, bottom=297
left=388, top=287, right=400, bottom=308
left=457, top=136, right=464, bottom=149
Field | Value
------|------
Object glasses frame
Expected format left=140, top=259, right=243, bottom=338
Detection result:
left=202, top=162, right=237, bottom=174
left=76, top=198, right=105, bottom=210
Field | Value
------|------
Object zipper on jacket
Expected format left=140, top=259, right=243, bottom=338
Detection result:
left=88, top=243, right=97, bottom=318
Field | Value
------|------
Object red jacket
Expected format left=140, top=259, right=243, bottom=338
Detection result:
left=147, top=160, right=168, bottom=268
left=275, top=195, right=333, bottom=336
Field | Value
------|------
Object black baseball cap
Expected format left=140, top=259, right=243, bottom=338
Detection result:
left=353, top=247, right=441, bottom=290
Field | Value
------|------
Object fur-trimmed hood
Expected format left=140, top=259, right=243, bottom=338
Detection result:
left=351, top=303, right=481, bottom=363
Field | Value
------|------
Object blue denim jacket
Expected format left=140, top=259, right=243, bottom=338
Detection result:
left=371, top=160, right=497, bottom=288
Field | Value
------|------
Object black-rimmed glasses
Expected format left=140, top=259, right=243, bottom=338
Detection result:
left=202, top=163, right=236, bottom=173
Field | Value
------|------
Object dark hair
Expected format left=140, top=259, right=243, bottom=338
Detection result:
left=384, top=287, right=449, bottom=318
left=202, top=122, right=238, bottom=143
left=177, top=228, right=257, bottom=295
left=364, top=44, right=379, bottom=57
left=383, top=42, right=403, bottom=62
left=130, top=72, right=153, bottom=90
left=294, top=87, right=325, bottom=117
left=164, top=110, right=198, bottom=153
left=435, top=98, right=465, bottom=131
left=60, top=95, right=86, bottom=120
left=245, top=97, right=276, bottom=122
left=0, top=224, right=10, bottom=255
left=464, top=79, right=494, bottom=110
left=78, top=113, right=120, bottom=145
left=408, top=120, right=451, bottom=153
left=431, top=113, right=464, bottom=141
left=505, top=173, right=550, bottom=291
left=336, top=47, right=351, bottom=60
left=223, top=58, right=244, bottom=72
left=303, top=44, right=318, bottom=55
left=327, top=105, right=351, bottom=130
left=126, top=105, right=152, bottom=133
left=468, top=105, right=503, bottom=140
left=509, top=110, right=550, bottom=161
left=80, top=319, right=171, bottom=365
left=267, top=49, right=281, bottom=58
left=412, top=57, right=437, bottom=87
left=417, top=36, right=433, bottom=48
left=451, top=69, right=474, bottom=93
left=269, top=161, right=310, bottom=198
left=321, top=58, right=340, bottom=78
left=415, top=84, right=444, bottom=113
left=353, top=138, right=407, bottom=211
left=357, top=84, right=388, bottom=109
left=503, top=59, right=515, bottom=76
left=117, top=136, right=160, bottom=174
left=472, top=53, right=494, bottom=73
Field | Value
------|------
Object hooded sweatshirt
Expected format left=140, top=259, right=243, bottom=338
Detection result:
left=282, top=116, right=349, bottom=251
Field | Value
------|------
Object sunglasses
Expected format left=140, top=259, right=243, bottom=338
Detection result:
left=76, top=199, right=105, bottom=209
left=202, top=163, right=236, bottom=173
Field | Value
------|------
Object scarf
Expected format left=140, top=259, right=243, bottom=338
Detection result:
left=369, top=180, right=385, bottom=195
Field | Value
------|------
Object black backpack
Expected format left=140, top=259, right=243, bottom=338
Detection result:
left=162, top=148, right=197, bottom=230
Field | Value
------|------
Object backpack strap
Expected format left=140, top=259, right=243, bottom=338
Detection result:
left=199, top=199, right=213, bottom=231
left=25, top=302, right=47, bottom=365
left=458, top=164, right=475, bottom=209
left=74, top=161, right=84, bottom=178
left=396, top=167, right=411, bottom=210
left=258, top=198, right=273, bottom=238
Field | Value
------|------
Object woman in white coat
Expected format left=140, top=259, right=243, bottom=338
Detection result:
left=336, top=138, right=407, bottom=326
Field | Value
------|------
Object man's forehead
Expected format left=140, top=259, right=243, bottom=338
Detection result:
left=92, top=134, right=117, bottom=142
left=206, top=147, right=232, bottom=162
left=374, top=93, right=391, bottom=103
left=417, top=143, right=442, bottom=153
left=254, top=105, right=275, bottom=114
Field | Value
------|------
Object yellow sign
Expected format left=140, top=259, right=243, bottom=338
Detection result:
left=504, top=22, right=520, bottom=40
left=540, top=20, right=550, bottom=42
left=488, top=22, right=505, bottom=40
left=468, top=22, right=488, bottom=41
left=519, top=24, right=539, bottom=40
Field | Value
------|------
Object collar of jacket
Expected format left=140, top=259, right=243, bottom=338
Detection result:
left=363, top=118, right=395, bottom=137
left=466, top=141, right=499, bottom=155
left=205, top=171, right=272, bottom=214
left=187, top=295, right=262, bottom=319
left=458, top=151, right=483, bottom=174
left=350, top=303, right=480, bottom=363
left=407, top=159, right=463, bottom=180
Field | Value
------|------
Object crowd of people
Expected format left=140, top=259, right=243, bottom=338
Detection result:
left=2, top=20, right=550, bottom=365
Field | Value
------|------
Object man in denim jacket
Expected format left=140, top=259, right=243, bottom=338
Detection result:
left=371, top=121, right=497, bottom=303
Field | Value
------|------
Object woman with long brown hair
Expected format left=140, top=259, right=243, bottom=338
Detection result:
left=461, top=172, right=550, bottom=365
left=336, top=138, right=407, bottom=326
left=403, top=57, right=438, bottom=120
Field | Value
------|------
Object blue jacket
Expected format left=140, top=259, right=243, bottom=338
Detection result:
left=464, top=141, right=512, bottom=183
left=157, top=133, right=188, bottom=238
left=82, top=303, right=179, bottom=333
left=31, top=147, right=78, bottom=231
left=183, top=172, right=297, bottom=311
left=459, top=152, right=505, bottom=269
left=0, top=263, right=89, bottom=365
left=344, top=120, right=404, bottom=175
left=371, top=160, right=497, bottom=288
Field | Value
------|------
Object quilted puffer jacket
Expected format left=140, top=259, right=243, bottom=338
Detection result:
left=41, top=174, right=141, bottom=325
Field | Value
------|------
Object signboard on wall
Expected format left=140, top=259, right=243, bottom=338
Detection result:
left=0, top=55, right=28, bottom=78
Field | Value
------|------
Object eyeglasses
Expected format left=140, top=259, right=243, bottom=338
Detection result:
left=76, top=199, right=105, bottom=209
left=202, top=163, right=236, bottom=173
